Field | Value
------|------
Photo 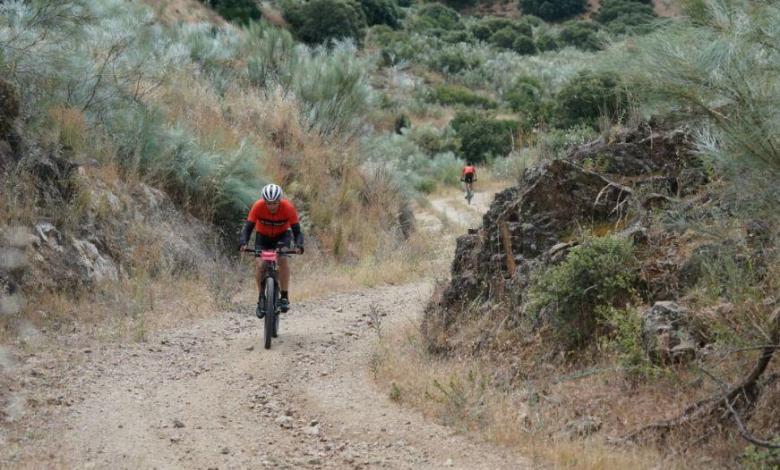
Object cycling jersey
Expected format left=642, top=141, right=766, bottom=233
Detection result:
left=247, top=199, right=299, bottom=238
left=462, top=166, right=476, bottom=177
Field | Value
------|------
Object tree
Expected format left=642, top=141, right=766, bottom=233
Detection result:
left=285, top=0, right=368, bottom=45
left=360, top=0, right=403, bottom=29
left=518, top=0, right=587, bottom=21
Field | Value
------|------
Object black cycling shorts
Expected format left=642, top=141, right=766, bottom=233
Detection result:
left=463, top=173, right=474, bottom=183
left=256, top=230, right=293, bottom=254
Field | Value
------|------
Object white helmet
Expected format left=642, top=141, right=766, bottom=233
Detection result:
left=261, top=183, right=283, bottom=202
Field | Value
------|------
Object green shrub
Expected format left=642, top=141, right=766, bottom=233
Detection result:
left=413, top=3, right=464, bottom=31
left=407, top=125, right=460, bottom=155
left=284, top=0, right=368, bottom=45
left=552, top=70, right=627, bottom=128
left=360, top=0, right=403, bottom=28
left=526, top=236, right=638, bottom=350
left=505, top=76, right=546, bottom=129
left=441, top=0, right=478, bottom=10
left=442, top=30, right=473, bottom=44
left=596, top=0, right=657, bottom=34
left=559, top=21, right=602, bottom=51
left=432, top=84, right=497, bottom=108
left=519, top=0, right=587, bottom=21
left=472, top=17, right=532, bottom=41
left=201, top=0, right=262, bottom=24
left=512, top=34, right=537, bottom=55
left=450, top=111, right=518, bottom=162
left=429, top=46, right=483, bottom=74
left=394, top=113, right=411, bottom=134
left=489, top=27, right=521, bottom=50
left=535, top=30, right=561, bottom=51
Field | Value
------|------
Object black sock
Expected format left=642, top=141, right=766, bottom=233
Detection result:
left=281, top=291, right=289, bottom=300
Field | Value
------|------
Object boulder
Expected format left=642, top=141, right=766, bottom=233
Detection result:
left=641, top=301, right=697, bottom=364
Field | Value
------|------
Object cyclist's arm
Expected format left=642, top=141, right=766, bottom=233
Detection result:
left=291, top=222, right=303, bottom=246
left=239, top=220, right=255, bottom=247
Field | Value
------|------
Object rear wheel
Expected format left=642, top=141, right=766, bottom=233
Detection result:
left=263, top=278, right=276, bottom=349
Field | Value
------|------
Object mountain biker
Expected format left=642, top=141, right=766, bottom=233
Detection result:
left=461, top=162, right=477, bottom=193
left=239, top=184, right=304, bottom=318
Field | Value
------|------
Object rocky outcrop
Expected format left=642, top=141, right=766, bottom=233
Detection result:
left=641, top=301, right=697, bottom=364
left=425, top=124, right=711, bottom=353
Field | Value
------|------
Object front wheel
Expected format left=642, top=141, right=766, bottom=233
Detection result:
left=263, top=278, right=276, bottom=349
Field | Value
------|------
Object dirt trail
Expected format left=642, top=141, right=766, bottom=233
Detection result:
left=1, top=188, right=523, bottom=469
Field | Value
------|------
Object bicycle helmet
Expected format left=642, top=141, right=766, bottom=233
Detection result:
left=261, top=183, right=283, bottom=202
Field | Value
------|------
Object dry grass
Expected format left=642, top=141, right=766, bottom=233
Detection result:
left=374, top=322, right=688, bottom=470
left=140, top=0, right=226, bottom=25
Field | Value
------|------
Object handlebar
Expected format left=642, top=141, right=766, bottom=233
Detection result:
left=241, top=247, right=302, bottom=256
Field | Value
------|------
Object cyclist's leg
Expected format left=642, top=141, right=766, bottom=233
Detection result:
left=276, top=231, right=293, bottom=293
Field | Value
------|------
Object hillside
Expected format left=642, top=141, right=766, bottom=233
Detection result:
left=2, top=0, right=779, bottom=468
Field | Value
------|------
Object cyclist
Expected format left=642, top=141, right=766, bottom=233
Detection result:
left=461, top=162, right=477, bottom=194
left=239, top=184, right=304, bottom=318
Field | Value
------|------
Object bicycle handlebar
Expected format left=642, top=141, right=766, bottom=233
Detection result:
left=241, top=247, right=302, bottom=255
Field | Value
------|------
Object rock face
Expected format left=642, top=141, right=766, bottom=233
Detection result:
left=641, top=301, right=697, bottom=364
left=424, top=125, right=710, bottom=353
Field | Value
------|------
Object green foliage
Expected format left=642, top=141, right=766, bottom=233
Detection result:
left=413, top=3, right=463, bottom=31
left=558, top=21, right=602, bottom=51
left=360, top=0, right=403, bottom=28
left=407, top=124, right=459, bottom=155
left=740, top=440, right=780, bottom=470
left=473, top=17, right=533, bottom=41
left=450, top=112, right=518, bottom=163
left=244, top=24, right=373, bottom=135
left=611, top=0, right=780, bottom=183
left=526, top=236, right=638, bottom=350
left=552, top=70, right=627, bottom=128
left=394, top=113, right=411, bottom=134
left=432, top=84, right=497, bottom=108
left=441, top=0, right=478, bottom=10
left=442, top=30, right=474, bottom=44
left=504, top=76, right=546, bottom=130
left=596, top=0, right=657, bottom=35
left=512, top=34, right=537, bottom=55
left=284, top=0, right=368, bottom=45
left=429, top=45, right=483, bottom=74
left=489, top=27, right=520, bottom=50
left=600, top=305, right=655, bottom=376
left=535, top=30, right=561, bottom=51
left=201, top=0, right=262, bottom=24
left=519, top=0, right=587, bottom=21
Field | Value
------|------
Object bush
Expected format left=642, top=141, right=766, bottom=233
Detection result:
left=505, top=76, right=545, bottom=129
left=488, top=28, right=520, bottom=50
left=360, top=0, right=403, bottom=28
left=201, top=0, right=262, bottom=24
left=442, top=30, right=473, bottom=44
left=450, top=111, right=518, bottom=162
left=441, top=0, right=478, bottom=10
left=407, top=125, right=459, bottom=155
left=559, top=21, right=602, bottom=51
left=519, top=0, right=587, bottom=21
left=596, top=0, right=657, bottom=34
left=429, top=45, right=483, bottom=74
left=535, top=30, right=561, bottom=51
left=432, top=84, right=497, bottom=108
left=413, top=3, right=463, bottom=31
left=552, top=70, right=627, bottom=128
left=512, top=34, right=537, bottom=55
left=526, top=236, right=638, bottom=350
left=284, top=0, right=368, bottom=45
left=472, top=17, right=532, bottom=41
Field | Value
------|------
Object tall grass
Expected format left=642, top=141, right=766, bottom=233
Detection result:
left=608, top=0, right=780, bottom=202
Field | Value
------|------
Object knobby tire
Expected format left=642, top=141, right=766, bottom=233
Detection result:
left=264, top=278, right=276, bottom=349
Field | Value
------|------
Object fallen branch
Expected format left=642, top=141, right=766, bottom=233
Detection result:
left=617, top=308, right=780, bottom=446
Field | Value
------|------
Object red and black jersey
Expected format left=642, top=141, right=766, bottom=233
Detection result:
left=246, top=199, right=299, bottom=238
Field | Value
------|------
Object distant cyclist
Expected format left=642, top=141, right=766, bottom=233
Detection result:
left=461, top=162, right=477, bottom=194
left=239, top=184, right=304, bottom=318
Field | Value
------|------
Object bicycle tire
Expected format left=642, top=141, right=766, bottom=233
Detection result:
left=263, top=278, right=275, bottom=349
left=272, top=294, right=280, bottom=338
